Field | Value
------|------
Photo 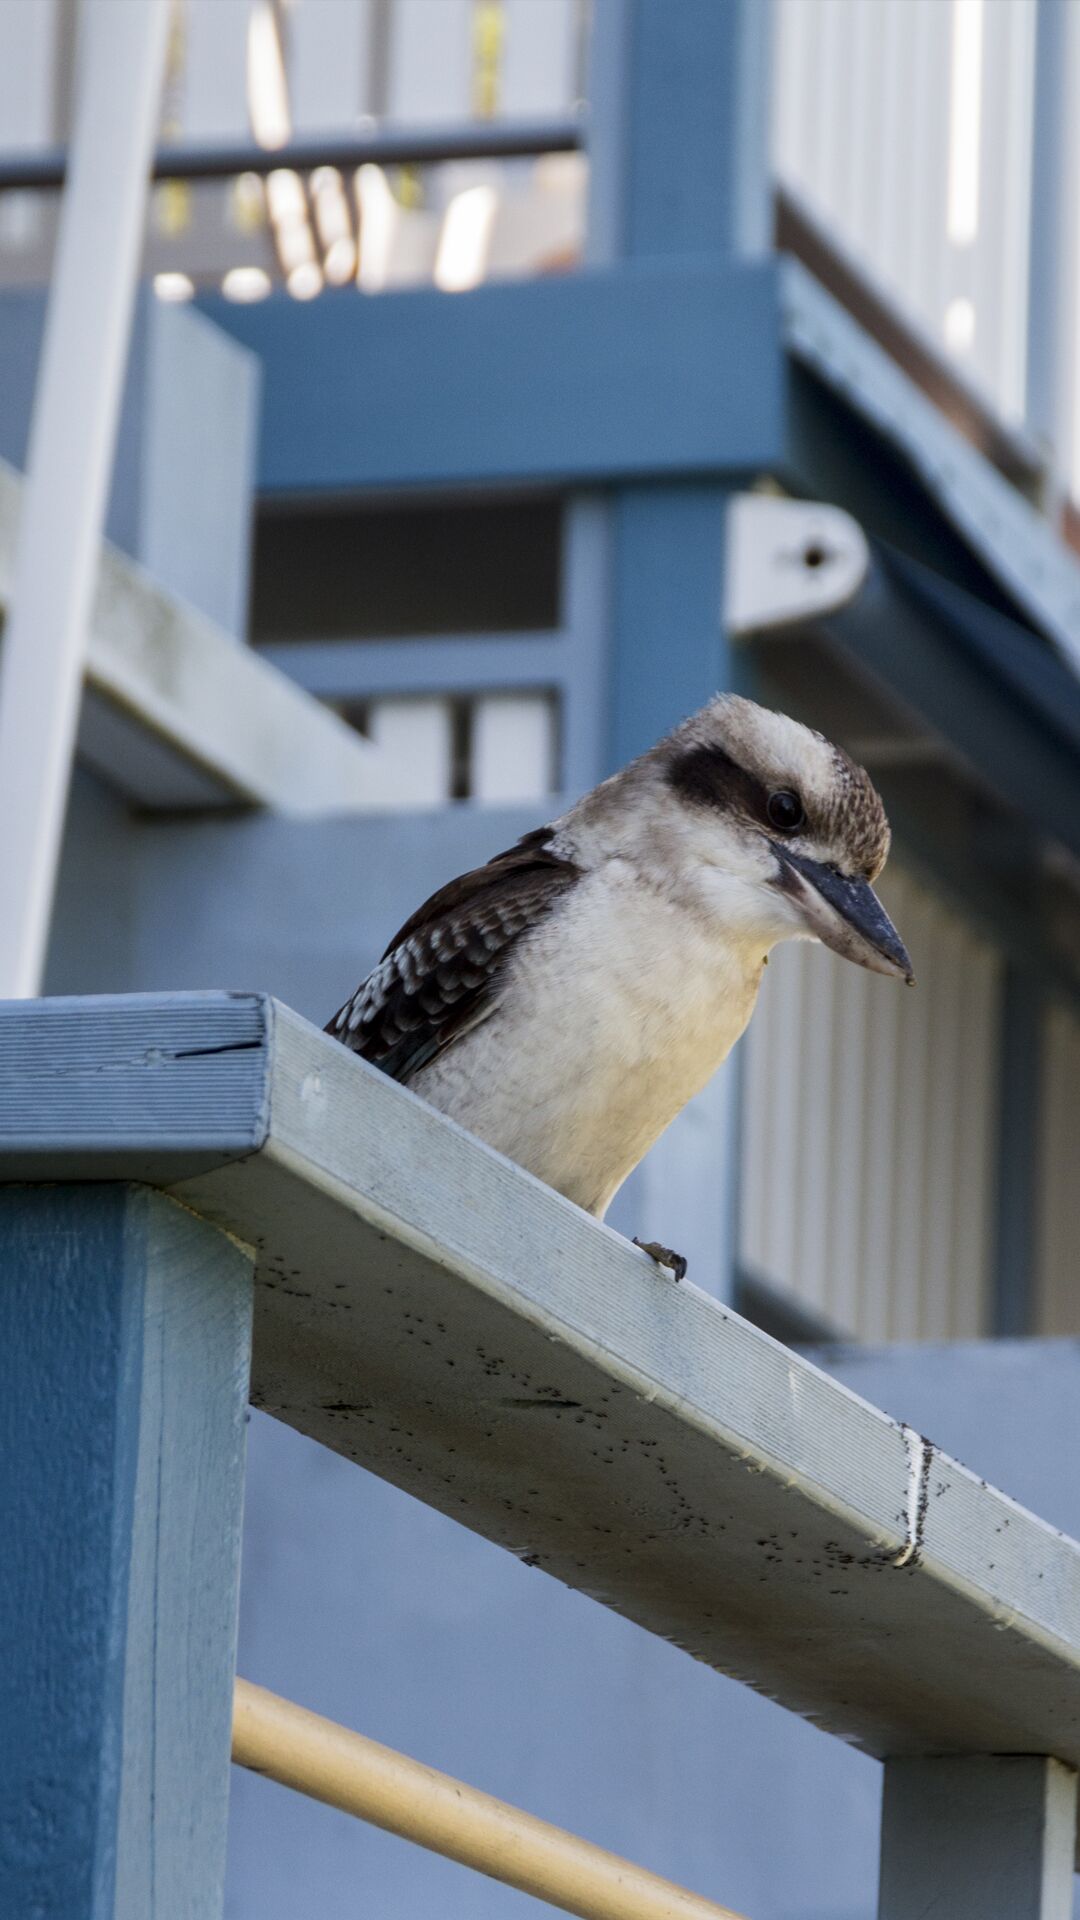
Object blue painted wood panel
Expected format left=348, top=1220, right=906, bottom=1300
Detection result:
left=0, top=990, right=271, bottom=1181
left=201, top=259, right=785, bottom=497
left=607, top=483, right=733, bottom=767
left=0, top=1184, right=252, bottom=1918
left=619, top=0, right=772, bottom=259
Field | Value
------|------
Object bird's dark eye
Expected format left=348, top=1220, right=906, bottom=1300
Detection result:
left=767, top=789, right=806, bottom=833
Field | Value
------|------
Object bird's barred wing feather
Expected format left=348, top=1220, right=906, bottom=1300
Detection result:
left=326, top=828, right=580, bottom=1084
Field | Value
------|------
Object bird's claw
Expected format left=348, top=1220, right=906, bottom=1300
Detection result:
left=633, top=1237, right=687, bottom=1282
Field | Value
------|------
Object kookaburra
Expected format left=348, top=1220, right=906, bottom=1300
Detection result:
left=327, top=695, right=911, bottom=1276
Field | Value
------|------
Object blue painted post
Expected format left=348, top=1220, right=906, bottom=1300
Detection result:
left=879, top=1755, right=1078, bottom=1919
left=0, top=1183, right=253, bottom=1919
left=585, top=0, right=772, bottom=768
left=582, top=0, right=772, bottom=1289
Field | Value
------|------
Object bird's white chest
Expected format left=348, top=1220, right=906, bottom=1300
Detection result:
left=412, top=862, right=764, bottom=1216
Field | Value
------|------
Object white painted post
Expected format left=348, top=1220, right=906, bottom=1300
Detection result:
left=879, top=1756, right=1078, bottom=1920
left=0, top=0, right=171, bottom=998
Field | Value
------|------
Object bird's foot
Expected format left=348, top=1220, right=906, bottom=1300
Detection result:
left=633, top=1237, right=687, bottom=1282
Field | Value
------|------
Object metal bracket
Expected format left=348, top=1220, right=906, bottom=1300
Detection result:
left=724, top=493, right=869, bottom=638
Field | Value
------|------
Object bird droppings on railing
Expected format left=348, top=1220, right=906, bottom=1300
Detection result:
left=892, top=1426, right=935, bottom=1570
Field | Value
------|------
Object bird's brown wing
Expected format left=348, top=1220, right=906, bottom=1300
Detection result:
left=325, top=827, right=580, bottom=1084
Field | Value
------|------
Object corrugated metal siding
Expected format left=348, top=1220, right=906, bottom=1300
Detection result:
left=772, top=0, right=1036, bottom=426
left=1035, top=1001, right=1080, bottom=1336
left=740, top=864, right=1001, bottom=1341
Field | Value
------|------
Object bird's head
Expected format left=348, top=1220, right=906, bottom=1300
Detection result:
left=615, top=694, right=913, bottom=981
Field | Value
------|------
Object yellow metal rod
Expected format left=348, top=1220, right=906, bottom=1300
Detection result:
left=233, top=1679, right=749, bottom=1920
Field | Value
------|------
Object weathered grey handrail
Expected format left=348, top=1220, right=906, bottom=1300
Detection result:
left=3, top=989, right=1080, bottom=1791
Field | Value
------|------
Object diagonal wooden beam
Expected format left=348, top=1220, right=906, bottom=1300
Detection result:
left=0, top=459, right=405, bottom=815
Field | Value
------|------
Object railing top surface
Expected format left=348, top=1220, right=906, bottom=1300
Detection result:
left=3, top=989, right=1080, bottom=1774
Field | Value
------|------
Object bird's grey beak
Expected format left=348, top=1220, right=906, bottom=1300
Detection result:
left=772, top=846, right=914, bottom=983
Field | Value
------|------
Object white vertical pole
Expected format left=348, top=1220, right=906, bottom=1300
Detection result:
left=0, top=0, right=171, bottom=998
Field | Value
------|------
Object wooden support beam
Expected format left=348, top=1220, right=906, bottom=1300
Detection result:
left=879, top=1756, right=1078, bottom=1920
left=0, top=1184, right=253, bottom=1918
left=200, top=258, right=786, bottom=497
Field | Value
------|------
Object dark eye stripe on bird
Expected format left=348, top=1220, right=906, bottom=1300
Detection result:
left=667, top=738, right=887, bottom=882
left=667, top=743, right=801, bottom=838
left=664, top=741, right=814, bottom=848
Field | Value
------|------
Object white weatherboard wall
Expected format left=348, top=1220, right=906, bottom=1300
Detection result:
left=772, top=0, right=1036, bottom=429
left=1036, top=999, right=1080, bottom=1337
left=740, top=865, right=1001, bottom=1341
